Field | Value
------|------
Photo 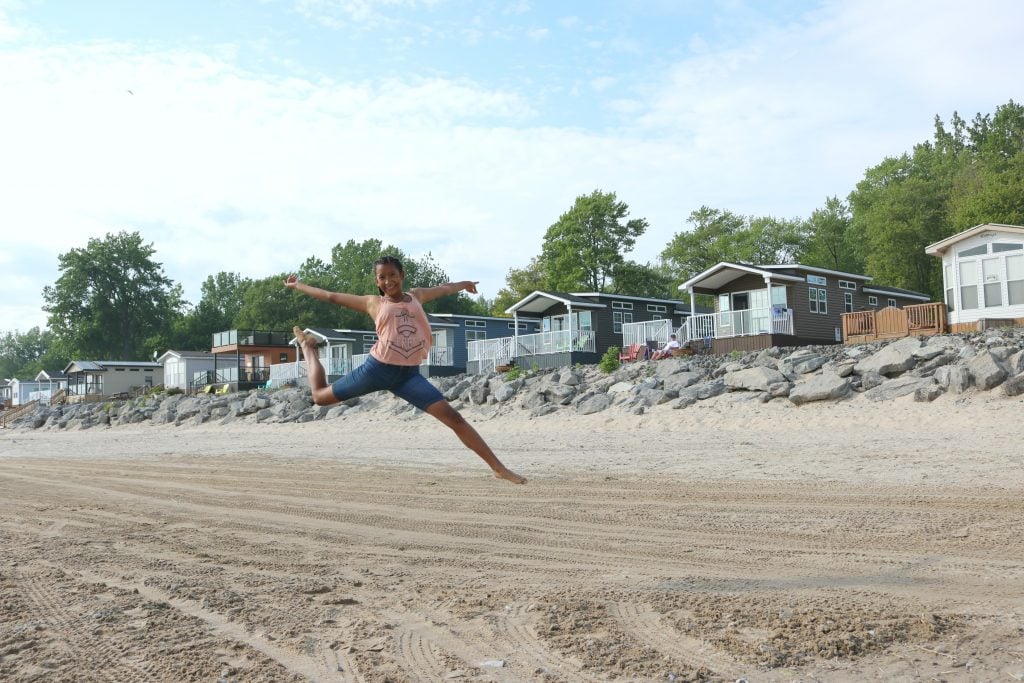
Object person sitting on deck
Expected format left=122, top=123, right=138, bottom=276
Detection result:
left=650, top=334, right=682, bottom=360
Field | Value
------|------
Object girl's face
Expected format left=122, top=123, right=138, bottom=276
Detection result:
left=375, top=263, right=405, bottom=298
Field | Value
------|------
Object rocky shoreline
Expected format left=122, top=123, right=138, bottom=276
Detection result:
left=7, top=328, right=1024, bottom=432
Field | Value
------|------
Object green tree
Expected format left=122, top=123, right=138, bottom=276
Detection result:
left=492, top=258, right=547, bottom=315
left=801, top=196, right=862, bottom=273
left=539, top=190, right=648, bottom=292
left=0, top=327, right=65, bottom=379
left=659, top=207, right=752, bottom=288
left=949, top=101, right=1024, bottom=228
left=608, top=261, right=674, bottom=298
left=41, top=231, right=184, bottom=360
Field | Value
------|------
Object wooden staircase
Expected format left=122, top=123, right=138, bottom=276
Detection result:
left=1, top=400, right=39, bottom=429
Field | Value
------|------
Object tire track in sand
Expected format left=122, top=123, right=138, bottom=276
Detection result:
left=609, top=601, right=745, bottom=680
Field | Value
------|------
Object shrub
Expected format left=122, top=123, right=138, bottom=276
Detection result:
left=503, top=365, right=522, bottom=381
left=599, top=346, right=621, bottom=374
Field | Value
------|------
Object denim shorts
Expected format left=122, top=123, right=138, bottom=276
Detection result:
left=331, top=355, right=444, bottom=411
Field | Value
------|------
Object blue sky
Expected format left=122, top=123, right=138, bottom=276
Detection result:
left=2, top=0, right=1022, bottom=336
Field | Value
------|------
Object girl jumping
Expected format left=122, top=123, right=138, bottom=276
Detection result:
left=284, top=255, right=526, bottom=485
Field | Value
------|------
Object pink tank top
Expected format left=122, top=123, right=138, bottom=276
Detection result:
left=370, top=294, right=432, bottom=366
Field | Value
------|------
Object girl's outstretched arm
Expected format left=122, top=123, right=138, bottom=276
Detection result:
left=412, top=280, right=478, bottom=305
left=284, top=275, right=375, bottom=315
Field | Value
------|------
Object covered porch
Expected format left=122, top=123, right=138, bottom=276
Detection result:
left=678, top=263, right=800, bottom=354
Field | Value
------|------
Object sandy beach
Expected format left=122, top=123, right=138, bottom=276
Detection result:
left=2, top=391, right=1023, bottom=682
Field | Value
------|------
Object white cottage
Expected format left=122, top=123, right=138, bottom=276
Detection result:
left=157, top=350, right=218, bottom=392
left=926, top=223, right=1024, bottom=329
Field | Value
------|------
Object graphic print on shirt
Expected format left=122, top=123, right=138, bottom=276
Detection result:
left=388, top=308, right=426, bottom=359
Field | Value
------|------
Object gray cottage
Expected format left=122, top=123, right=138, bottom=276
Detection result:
left=679, top=263, right=931, bottom=354
left=467, top=291, right=702, bottom=373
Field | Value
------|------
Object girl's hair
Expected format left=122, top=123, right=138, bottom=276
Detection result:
left=374, top=255, right=404, bottom=295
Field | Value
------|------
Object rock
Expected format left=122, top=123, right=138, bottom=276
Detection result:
left=915, top=384, right=944, bottom=402
left=854, top=336, right=921, bottom=377
left=543, top=384, right=577, bottom=405
left=1003, top=372, right=1024, bottom=397
left=790, top=354, right=827, bottom=375
left=966, top=350, right=1008, bottom=390
left=724, top=366, right=787, bottom=392
left=662, top=372, right=702, bottom=393
left=860, top=371, right=885, bottom=390
left=789, top=373, right=851, bottom=405
left=576, top=393, right=611, bottom=415
left=863, top=376, right=937, bottom=402
left=935, top=365, right=972, bottom=393
left=493, top=383, right=518, bottom=402
left=467, top=385, right=490, bottom=405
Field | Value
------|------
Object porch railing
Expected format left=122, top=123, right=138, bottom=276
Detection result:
left=682, top=307, right=794, bottom=343
left=468, top=330, right=597, bottom=368
left=622, top=319, right=673, bottom=348
left=842, top=302, right=945, bottom=342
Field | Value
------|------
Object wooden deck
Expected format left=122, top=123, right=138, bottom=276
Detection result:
left=842, top=302, right=947, bottom=343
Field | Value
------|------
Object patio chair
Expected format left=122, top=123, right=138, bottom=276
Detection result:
left=618, top=343, right=643, bottom=363
left=216, top=383, right=231, bottom=395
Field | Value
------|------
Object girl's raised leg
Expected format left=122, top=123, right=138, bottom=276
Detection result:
left=425, top=400, right=526, bottom=484
left=293, top=327, right=340, bottom=406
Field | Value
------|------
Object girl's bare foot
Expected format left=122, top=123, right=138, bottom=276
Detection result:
left=293, top=326, right=311, bottom=347
left=494, top=468, right=527, bottom=485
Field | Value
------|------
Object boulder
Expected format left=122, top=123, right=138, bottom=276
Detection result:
left=853, top=336, right=921, bottom=377
left=966, top=350, right=1008, bottom=390
left=576, top=393, right=612, bottom=415
left=724, top=366, right=787, bottom=392
left=788, top=373, right=851, bottom=405
left=863, top=376, right=937, bottom=402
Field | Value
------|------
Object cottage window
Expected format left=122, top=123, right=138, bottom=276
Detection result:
left=958, top=244, right=987, bottom=257
left=647, top=304, right=667, bottom=313
left=944, top=264, right=955, bottom=312
left=807, top=274, right=827, bottom=286
left=868, top=295, right=878, bottom=307
left=809, top=287, right=827, bottom=314
left=838, top=280, right=857, bottom=290
left=993, top=242, right=1023, bottom=253
left=887, top=298, right=897, bottom=308
left=959, top=260, right=979, bottom=309
left=465, top=320, right=486, bottom=328
left=612, top=311, right=632, bottom=333
left=844, top=292, right=853, bottom=313
left=983, top=257, right=1003, bottom=307
left=466, top=330, right=486, bottom=348
left=1007, top=254, right=1024, bottom=305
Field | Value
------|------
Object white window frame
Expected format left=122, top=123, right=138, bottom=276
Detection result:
left=887, top=298, right=897, bottom=308
left=844, top=292, right=853, bottom=313
left=868, top=295, right=878, bottom=306
left=465, top=329, right=486, bottom=348
left=809, top=287, right=827, bottom=314
left=838, top=280, right=857, bottom=290
left=612, top=310, right=633, bottom=333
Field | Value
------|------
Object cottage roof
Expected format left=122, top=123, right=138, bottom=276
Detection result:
left=505, top=291, right=608, bottom=316
left=35, top=369, right=68, bottom=380
left=156, top=350, right=215, bottom=363
left=861, top=284, right=931, bottom=301
left=63, top=360, right=163, bottom=373
left=680, top=262, right=806, bottom=291
left=925, top=223, right=1024, bottom=255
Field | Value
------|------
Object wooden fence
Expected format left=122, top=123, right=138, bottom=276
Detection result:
left=842, top=302, right=947, bottom=344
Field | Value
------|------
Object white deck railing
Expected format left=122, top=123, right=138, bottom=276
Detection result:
left=468, top=329, right=596, bottom=366
left=682, top=307, right=794, bottom=341
left=621, top=319, right=673, bottom=348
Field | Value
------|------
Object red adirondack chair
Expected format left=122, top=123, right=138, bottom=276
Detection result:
left=618, top=343, right=643, bottom=362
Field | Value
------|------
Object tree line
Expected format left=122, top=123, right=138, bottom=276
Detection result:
left=3, top=100, right=1023, bottom=380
